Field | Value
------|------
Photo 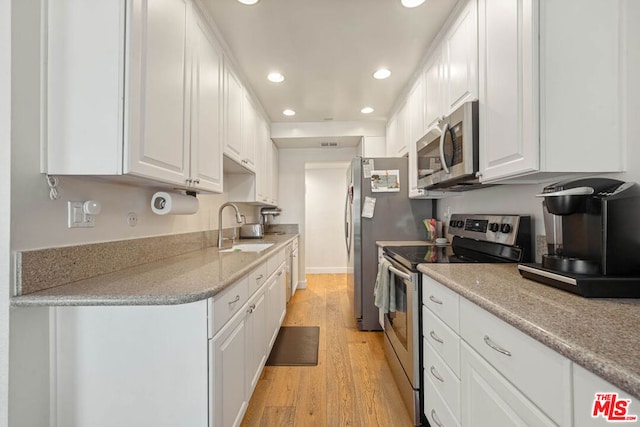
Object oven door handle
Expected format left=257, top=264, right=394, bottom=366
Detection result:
left=388, top=265, right=412, bottom=281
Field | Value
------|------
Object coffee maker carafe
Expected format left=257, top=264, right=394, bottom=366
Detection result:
left=518, top=177, right=640, bottom=297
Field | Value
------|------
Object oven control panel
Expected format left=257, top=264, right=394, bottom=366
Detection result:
left=447, top=214, right=529, bottom=247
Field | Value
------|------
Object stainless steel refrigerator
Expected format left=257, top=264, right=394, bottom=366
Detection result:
left=345, top=157, right=434, bottom=331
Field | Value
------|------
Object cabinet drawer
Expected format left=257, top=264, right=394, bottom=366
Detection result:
left=424, top=372, right=461, bottom=427
left=267, top=249, right=285, bottom=277
left=423, top=306, right=460, bottom=377
left=422, top=274, right=460, bottom=332
left=210, top=275, right=249, bottom=337
left=459, top=298, right=572, bottom=426
left=248, top=263, right=267, bottom=296
left=461, top=342, right=556, bottom=427
left=424, top=339, right=461, bottom=420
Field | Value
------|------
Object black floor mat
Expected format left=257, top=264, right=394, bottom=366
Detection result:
left=266, top=326, right=320, bottom=366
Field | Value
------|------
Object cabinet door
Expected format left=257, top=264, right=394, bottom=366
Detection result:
left=444, top=0, right=478, bottom=113
left=211, top=311, right=248, bottom=427
left=408, top=77, right=426, bottom=146
left=478, top=0, right=538, bottom=182
left=266, top=267, right=286, bottom=350
left=127, top=0, right=191, bottom=185
left=224, top=65, right=244, bottom=164
left=257, top=119, right=274, bottom=204
left=386, top=113, right=399, bottom=157
left=246, top=287, right=268, bottom=395
left=241, top=91, right=257, bottom=172
left=461, top=342, right=556, bottom=427
left=270, top=142, right=279, bottom=205
left=424, top=50, right=444, bottom=131
left=392, top=101, right=409, bottom=157
left=190, top=14, right=223, bottom=193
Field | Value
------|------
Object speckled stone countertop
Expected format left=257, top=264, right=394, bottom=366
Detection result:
left=11, top=234, right=297, bottom=307
left=417, top=263, right=640, bottom=399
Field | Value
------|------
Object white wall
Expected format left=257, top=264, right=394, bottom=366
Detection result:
left=276, top=147, right=357, bottom=285
left=304, top=163, right=350, bottom=273
left=437, top=1, right=640, bottom=249
left=1, top=0, right=10, bottom=423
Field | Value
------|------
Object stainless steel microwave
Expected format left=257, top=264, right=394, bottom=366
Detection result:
left=416, top=101, right=479, bottom=190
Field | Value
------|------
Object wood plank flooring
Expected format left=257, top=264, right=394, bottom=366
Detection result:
left=241, top=274, right=414, bottom=427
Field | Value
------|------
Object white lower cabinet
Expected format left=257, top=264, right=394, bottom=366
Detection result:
left=267, top=263, right=287, bottom=350
left=573, top=364, right=639, bottom=427
left=211, top=306, right=248, bottom=427
left=52, top=253, right=288, bottom=427
left=461, top=341, right=556, bottom=427
left=53, top=301, right=209, bottom=427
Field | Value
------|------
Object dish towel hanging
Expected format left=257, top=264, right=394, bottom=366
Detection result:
left=374, top=259, right=395, bottom=313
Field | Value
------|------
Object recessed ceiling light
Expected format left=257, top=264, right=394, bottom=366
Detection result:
left=267, top=72, right=285, bottom=83
left=283, top=109, right=296, bottom=116
left=401, top=0, right=425, bottom=8
left=361, top=107, right=374, bottom=114
left=237, top=0, right=259, bottom=5
left=373, top=68, right=391, bottom=80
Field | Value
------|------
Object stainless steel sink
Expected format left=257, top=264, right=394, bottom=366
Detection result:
left=219, top=243, right=274, bottom=253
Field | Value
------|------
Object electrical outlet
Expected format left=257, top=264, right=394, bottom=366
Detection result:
left=68, top=201, right=95, bottom=228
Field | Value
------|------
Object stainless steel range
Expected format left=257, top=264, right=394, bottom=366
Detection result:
left=380, top=214, right=532, bottom=425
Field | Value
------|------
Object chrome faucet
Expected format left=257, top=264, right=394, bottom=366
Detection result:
left=218, top=202, right=245, bottom=248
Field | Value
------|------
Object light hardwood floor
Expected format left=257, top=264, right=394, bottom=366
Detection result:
left=241, top=274, right=414, bottom=427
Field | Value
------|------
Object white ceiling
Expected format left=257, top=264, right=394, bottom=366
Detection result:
left=202, top=0, right=457, bottom=144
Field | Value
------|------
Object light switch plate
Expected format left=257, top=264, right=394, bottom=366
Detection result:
left=68, top=201, right=95, bottom=228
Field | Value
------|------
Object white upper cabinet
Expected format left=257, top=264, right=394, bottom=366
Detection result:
left=477, top=0, right=538, bottom=182
left=241, top=91, right=257, bottom=172
left=223, top=64, right=257, bottom=173
left=479, top=0, right=626, bottom=183
left=408, top=77, right=426, bottom=147
left=127, top=0, right=191, bottom=186
left=386, top=100, right=409, bottom=157
left=224, top=64, right=245, bottom=165
left=189, top=12, right=223, bottom=193
left=424, top=50, right=445, bottom=132
left=443, top=0, right=478, bottom=113
left=46, top=0, right=224, bottom=193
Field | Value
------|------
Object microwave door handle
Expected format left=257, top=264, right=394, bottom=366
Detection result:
left=439, top=122, right=450, bottom=174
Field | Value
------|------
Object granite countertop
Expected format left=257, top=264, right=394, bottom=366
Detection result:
left=417, top=263, right=640, bottom=399
left=11, top=234, right=298, bottom=307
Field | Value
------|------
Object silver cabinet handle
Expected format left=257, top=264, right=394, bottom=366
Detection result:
left=256, top=274, right=263, bottom=280
left=430, top=366, right=444, bottom=383
left=228, top=295, right=240, bottom=306
left=484, top=335, right=512, bottom=356
left=247, top=303, right=256, bottom=314
left=429, top=295, right=443, bottom=305
left=431, top=409, right=444, bottom=427
left=429, top=330, right=444, bottom=344
left=278, top=271, right=283, bottom=276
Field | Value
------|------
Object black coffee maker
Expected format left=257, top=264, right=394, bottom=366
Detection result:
left=518, top=177, right=640, bottom=297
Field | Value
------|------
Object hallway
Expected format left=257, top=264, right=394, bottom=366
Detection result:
left=241, top=274, right=413, bottom=427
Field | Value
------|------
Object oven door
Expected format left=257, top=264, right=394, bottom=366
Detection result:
left=382, top=256, right=417, bottom=387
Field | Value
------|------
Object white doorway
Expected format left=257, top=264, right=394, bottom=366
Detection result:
left=304, top=162, right=350, bottom=274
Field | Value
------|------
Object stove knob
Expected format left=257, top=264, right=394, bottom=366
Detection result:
left=500, top=223, right=512, bottom=234
left=456, top=220, right=465, bottom=228
left=449, top=220, right=457, bottom=228
left=489, top=222, right=500, bottom=232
